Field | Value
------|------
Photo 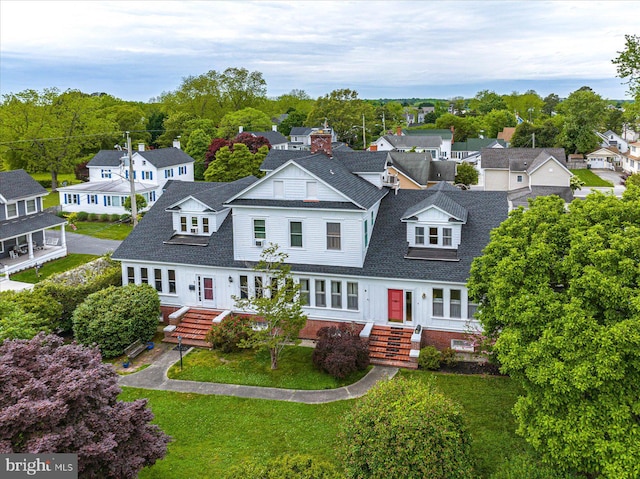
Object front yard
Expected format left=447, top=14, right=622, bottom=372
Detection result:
left=121, top=371, right=523, bottom=478
left=570, top=168, right=613, bottom=186
left=9, top=253, right=98, bottom=283
left=167, top=346, right=372, bottom=390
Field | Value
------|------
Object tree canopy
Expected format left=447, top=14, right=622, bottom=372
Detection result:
left=558, top=88, right=607, bottom=154
left=0, top=334, right=170, bottom=478
left=203, top=143, right=268, bottom=182
left=612, top=34, right=640, bottom=98
left=468, top=188, right=640, bottom=478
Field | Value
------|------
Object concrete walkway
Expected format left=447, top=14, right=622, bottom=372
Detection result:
left=117, top=348, right=398, bottom=404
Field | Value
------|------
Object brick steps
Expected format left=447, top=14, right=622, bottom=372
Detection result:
left=367, top=325, right=417, bottom=369
left=165, top=308, right=223, bottom=347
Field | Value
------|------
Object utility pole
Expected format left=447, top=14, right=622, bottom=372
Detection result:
left=532, top=132, right=536, bottom=149
left=362, top=114, right=366, bottom=150
left=126, top=131, right=138, bottom=227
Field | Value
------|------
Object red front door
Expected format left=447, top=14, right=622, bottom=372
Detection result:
left=388, top=289, right=403, bottom=322
left=203, top=277, right=214, bottom=301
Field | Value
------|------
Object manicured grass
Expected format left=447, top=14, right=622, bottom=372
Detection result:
left=30, top=172, right=77, bottom=184
left=43, top=191, right=60, bottom=209
left=72, top=221, right=132, bottom=240
left=570, top=169, right=613, bottom=186
left=399, top=370, right=525, bottom=478
left=120, top=370, right=524, bottom=478
left=10, top=254, right=98, bottom=283
left=167, top=346, right=371, bottom=390
left=120, top=387, right=352, bottom=478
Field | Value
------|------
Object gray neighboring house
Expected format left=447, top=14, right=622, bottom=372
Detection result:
left=0, top=170, right=67, bottom=276
left=247, top=129, right=289, bottom=150
left=386, top=152, right=457, bottom=189
left=480, top=148, right=573, bottom=208
left=113, top=135, right=509, bottom=364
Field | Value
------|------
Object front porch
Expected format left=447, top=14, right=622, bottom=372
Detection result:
left=0, top=243, right=67, bottom=278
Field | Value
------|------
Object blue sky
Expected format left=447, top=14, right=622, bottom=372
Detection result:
left=1, top=1, right=637, bottom=102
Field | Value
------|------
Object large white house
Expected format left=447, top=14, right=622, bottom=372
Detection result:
left=113, top=134, right=508, bottom=367
left=622, top=142, right=640, bottom=175
left=58, top=143, right=195, bottom=215
left=0, top=170, right=67, bottom=277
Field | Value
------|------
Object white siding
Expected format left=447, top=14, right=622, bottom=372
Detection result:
left=530, top=159, right=571, bottom=187
left=232, top=206, right=366, bottom=267
left=484, top=170, right=510, bottom=190
left=121, top=261, right=479, bottom=334
left=355, top=172, right=384, bottom=188
left=244, top=164, right=348, bottom=202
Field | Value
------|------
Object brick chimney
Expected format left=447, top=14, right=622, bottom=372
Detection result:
left=396, top=126, right=402, bottom=136
left=450, top=126, right=455, bottom=144
left=138, top=143, right=145, bottom=152
left=173, top=139, right=181, bottom=149
left=310, top=130, right=332, bottom=156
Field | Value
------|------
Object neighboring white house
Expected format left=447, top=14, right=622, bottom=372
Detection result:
left=58, top=143, right=195, bottom=215
left=622, top=142, right=640, bottom=175
left=288, top=127, right=338, bottom=150
left=479, top=147, right=574, bottom=208
left=371, top=128, right=453, bottom=159
left=113, top=134, right=509, bottom=365
left=0, top=170, right=67, bottom=276
left=596, top=130, right=629, bottom=154
left=586, top=147, right=623, bottom=170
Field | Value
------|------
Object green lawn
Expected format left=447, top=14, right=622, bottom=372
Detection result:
left=10, top=254, right=98, bottom=283
left=71, top=221, right=133, bottom=240
left=570, top=169, right=613, bottom=186
left=43, top=191, right=60, bottom=209
left=30, top=172, right=77, bottom=184
left=121, top=371, right=524, bottom=478
left=168, top=346, right=371, bottom=390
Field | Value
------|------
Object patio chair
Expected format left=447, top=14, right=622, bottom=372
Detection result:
left=9, top=250, right=18, bottom=259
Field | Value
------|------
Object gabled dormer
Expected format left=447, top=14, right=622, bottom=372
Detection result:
left=401, top=184, right=467, bottom=261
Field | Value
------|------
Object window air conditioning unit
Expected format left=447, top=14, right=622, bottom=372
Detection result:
left=255, top=239, right=264, bottom=247
left=190, top=228, right=198, bottom=234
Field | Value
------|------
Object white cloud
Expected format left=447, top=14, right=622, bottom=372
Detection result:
left=1, top=0, right=637, bottom=99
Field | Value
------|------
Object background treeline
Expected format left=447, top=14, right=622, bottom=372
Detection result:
left=1, top=67, right=638, bottom=188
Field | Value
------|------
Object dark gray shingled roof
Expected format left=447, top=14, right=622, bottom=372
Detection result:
left=508, top=186, right=574, bottom=208
left=261, top=149, right=386, bottom=173
left=387, top=153, right=457, bottom=185
left=113, top=179, right=508, bottom=284
left=186, top=176, right=258, bottom=212
left=0, top=212, right=66, bottom=239
left=0, top=170, right=47, bottom=201
left=87, top=148, right=195, bottom=168
left=481, top=148, right=566, bottom=169
left=248, top=131, right=288, bottom=145
left=289, top=127, right=313, bottom=136
left=382, top=135, right=443, bottom=150
left=402, top=190, right=468, bottom=222
left=451, top=138, right=505, bottom=152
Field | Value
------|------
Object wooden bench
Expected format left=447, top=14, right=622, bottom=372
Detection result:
left=124, top=340, right=146, bottom=361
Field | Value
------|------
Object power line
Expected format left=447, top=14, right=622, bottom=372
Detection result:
left=0, top=129, right=179, bottom=146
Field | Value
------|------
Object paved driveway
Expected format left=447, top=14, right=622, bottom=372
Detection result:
left=590, top=169, right=625, bottom=186
left=65, top=232, right=122, bottom=255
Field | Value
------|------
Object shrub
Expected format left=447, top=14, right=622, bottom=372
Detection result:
left=0, top=334, right=170, bottom=477
left=72, top=283, right=160, bottom=358
left=34, top=256, right=122, bottom=331
left=418, top=345, right=441, bottom=370
left=110, top=213, right=120, bottom=222
left=87, top=213, right=97, bottom=221
left=99, top=213, right=110, bottom=222
left=490, top=451, right=580, bottom=479
left=205, top=314, right=252, bottom=353
left=225, top=454, right=341, bottom=479
left=36, top=179, right=52, bottom=189
left=440, top=347, right=458, bottom=367
left=0, top=289, right=63, bottom=338
left=312, top=325, right=369, bottom=379
left=120, top=214, right=132, bottom=223
left=76, top=211, right=89, bottom=221
left=340, top=377, right=474, bottom=478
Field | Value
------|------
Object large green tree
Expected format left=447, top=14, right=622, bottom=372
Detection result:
left=612, top=34, right=640, bottom=97
left=503, top=90, right=545, bottom=123
left=234, top=244, right=307, bottom=370
left=185, top=128, right=212, bottom=180
left=468, top=189, right=640, bottom=478
left=306, top=89, right=376, bottom=149
left=203, top=143, right=267, bottom=182
left=482, top=109, right=517, bottom=138
left=468, top=89, right=508, bottom=115
left=510, top=117, right=562, bottom=148
left=557, top=88, right=607, bottom=154
left=0, top=89, right=116, bottom=189
left=217, top=107, right=272, bottom=139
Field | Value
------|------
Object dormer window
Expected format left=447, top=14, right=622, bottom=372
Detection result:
left=191, top=217, right=198, bottom=234
left=6, top=203, right=17, bottom=219
left=180, top=216, right=187, bottom=232
left=429, top=228, right=438, bottom=245
left=26, top=199, right=37, bottom=214
left=443, top=228, right=452, bottom=246
left=415, top=227, right=425, bottom=245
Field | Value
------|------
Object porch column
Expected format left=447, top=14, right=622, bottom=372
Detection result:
left=27, top=234, right=34, bottom=259
left=60, top=224, right=66, bottom=247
